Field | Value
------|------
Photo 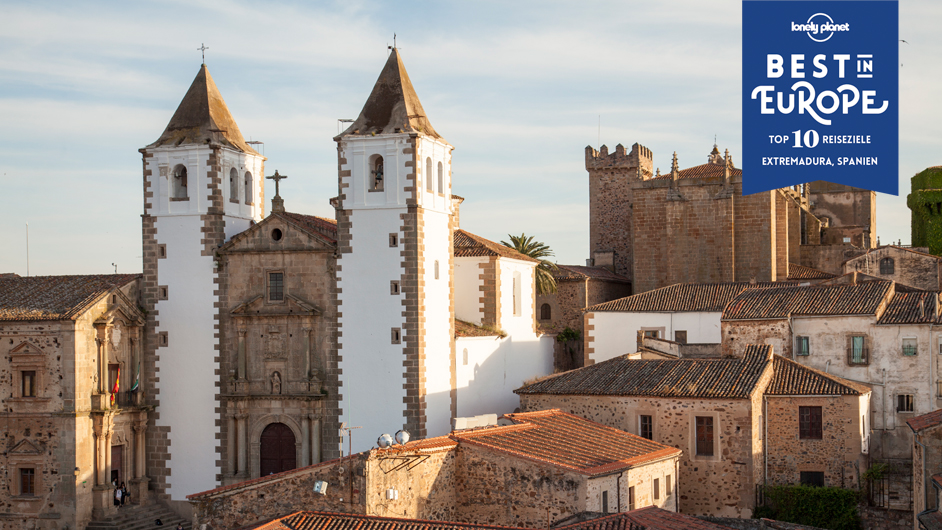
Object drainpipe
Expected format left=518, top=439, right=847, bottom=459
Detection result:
left=825, top=359, right=830, bottom=374
left=675, top=458, right=680, bottom=512
left=616, top=471, right=622, bottom=512
left=764, top=396, right=769, bottom=486
left=882, top=368, right=887, bottom=459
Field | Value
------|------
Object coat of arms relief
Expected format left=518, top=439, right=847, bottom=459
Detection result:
left=264, top=325, right=288, bottom=360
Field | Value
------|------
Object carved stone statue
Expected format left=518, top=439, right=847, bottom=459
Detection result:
left=271, top=371, right=282, bottom=395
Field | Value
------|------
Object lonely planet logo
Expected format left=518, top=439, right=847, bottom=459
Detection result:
left=791, top=13, right=850, bottom=42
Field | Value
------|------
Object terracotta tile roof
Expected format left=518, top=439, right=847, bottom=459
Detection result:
left=767, top=356, right=870, bottom=396
left=723, top=281, right=891, bottom=320
left=248, top=511, right=521, bottom=530
left=558, top=508, right=729, bottom=530
left=451, top=410, right=680, bottom=476
left=553, top=265, right=630, bottom=283
left=455, top=320, right=500, bottom=338
left=454, top=229, right=539, bottom=263
left=877, top=291, right=938, bottom=325
left=652, top=162, right=742, bottom=181
left=279, top=212, right=338, bottom=243
left=934, top=474, right=942, bottom=489
left=587, top=282, right=788, bottom=313
left=907, top=409, right=942, bottom=432
left=147, top=65, right=258, bottom=154
left=787, top=263, right=836, bottom=280
left=0, top=274, right=140, bottom=322
left=919, top=510, right=942, bottom=530
left=516, top=345, right=772, bottom=399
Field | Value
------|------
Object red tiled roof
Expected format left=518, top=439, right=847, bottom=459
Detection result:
left=516, top=345, right=772, bottom=399
left=0, top=274, right=140, bottom=321
left=787, top=263, right=836, bottom=280
left=454, top=229, right=539, bottom=263
left=279, top=212, right=338, bottom=243
left=907, top=409, right=942, bottom=432
left=652, top=162, right=742, bottom=181
left=723, top=281, right=891, bottom=320
left=877, top=291, right=938, bottom=325
left=559, top=507, right=729, bottom=530
left=919, top=509, right=942, bottom=530
left=768, top=356, right=870, bottom=396
left=249, top=511, right=523, bottom=530
left=554, top=265, right=630, bottom=283
left=452, top=410, right=679, bottom=476
left=588, top=282, right=789, bottom=313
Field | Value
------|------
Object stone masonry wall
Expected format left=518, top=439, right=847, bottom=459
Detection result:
left=365, top=449, right=456, bottom=521
left=722, top=320, right=791, bottom=358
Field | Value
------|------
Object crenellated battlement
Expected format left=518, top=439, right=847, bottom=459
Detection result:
left=585, top=142, right=654, bottom=178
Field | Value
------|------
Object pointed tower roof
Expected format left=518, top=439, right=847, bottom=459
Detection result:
left=336, top=49, right=443, bottom=141
left=148, top=65, right=258, bottom=155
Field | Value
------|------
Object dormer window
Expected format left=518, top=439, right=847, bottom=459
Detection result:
left=370, top=156, right=384, bottom=191
left=172, top=165, right=188, bottom=199
left=244, top=172, right=254, bottom=204
left=426, top=158, right=434, bottom=193
left=437, top=162, right=444, bottom=195
left=880, top=257, right=895, bottom=275
left=230, top=168, right=239, bottom=202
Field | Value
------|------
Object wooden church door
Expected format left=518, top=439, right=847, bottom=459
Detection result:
left=260, top=423, right=296, bottom=476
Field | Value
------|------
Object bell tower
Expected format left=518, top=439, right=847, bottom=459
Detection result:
left=334, top=49, right=456, bottom=451
left=140, top=64, right=265, bottom=503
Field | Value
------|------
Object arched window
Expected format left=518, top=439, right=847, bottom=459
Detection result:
left=229, top=168, right=238, bottom=201
left=540, top=303, right=551, bottom=320
left=437, top=162, right=444, bottom=194
left=370, top=155, right=384, bottom=191
left=426, top=157, right=434, bottom=193
left=434, top=260, right=440, bottom=279
left=880, top=257, right=895, bottom=275
left=171, top=165, right=188, bottom=199
left=244, top=171, right=253, bottom=204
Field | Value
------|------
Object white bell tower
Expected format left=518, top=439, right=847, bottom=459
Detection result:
left=334, top=48, right=456, bottom=451
left=140, top=63, right=265, bottom=502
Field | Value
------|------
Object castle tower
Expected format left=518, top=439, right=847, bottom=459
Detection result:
left=334, top=49, right=455, bottom=451
left=140, top=64, right=265, bottom=502
left=908, top=166, right=942, bottom=255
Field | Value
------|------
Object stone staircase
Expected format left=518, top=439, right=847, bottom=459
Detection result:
left=85, top=503, right=191, bottom=530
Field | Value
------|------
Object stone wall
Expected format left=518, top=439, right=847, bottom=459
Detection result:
left=808, top=182, right=876, bottom=248
left=365, top=449, right=456, bottom=521
left=857, top=505, right=912, bottom=530
left=722, top=319, right=791, bottom=358
left=844, top=246, right=942, bottom=291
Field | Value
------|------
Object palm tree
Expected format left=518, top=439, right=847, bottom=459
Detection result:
left=501, top=233, right=558, bottom=294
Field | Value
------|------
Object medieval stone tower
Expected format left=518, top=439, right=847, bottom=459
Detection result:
left=909, top=166, right=942, bottom=255
left=334, top=49, right=456, bottom=452
left=140, top=64, right=265, bottom=504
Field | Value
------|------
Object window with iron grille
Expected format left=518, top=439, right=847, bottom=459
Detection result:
left=847, top=335, right=868, bottom=365
left=695, top=416, right=714, bottom=456
left=897, top=394, right=914, bottom=413
left=268, top=272, right=284, bottom=302
left=799, top=406, right=822, bottom=439
left=640, top=415, right=653, bottom=440
left=20, top=468, right=35, bottom=496
left=902, top=338, right=917, bottom=356
left=796, top=336, right=810, bottom=356
left=880, top=257, right=895, bottom=275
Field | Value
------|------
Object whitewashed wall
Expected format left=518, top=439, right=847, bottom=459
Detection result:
left=586, top=311, right=723, bottom=364
left=455, top=256, right=486, bottom=324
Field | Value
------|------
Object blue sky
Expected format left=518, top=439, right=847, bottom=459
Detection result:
left=1, top=0, right=939, bottom=275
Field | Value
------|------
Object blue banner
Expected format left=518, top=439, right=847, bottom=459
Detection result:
left=742, top=1, right=898, bottom=195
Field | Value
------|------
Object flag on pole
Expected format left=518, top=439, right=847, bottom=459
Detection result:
left=130, top=362, right=140, bottom=392
left=110, top=367, right=120, bottom=406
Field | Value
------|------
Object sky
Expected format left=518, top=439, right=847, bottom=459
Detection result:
left=0, top=0, right=939, bottom=276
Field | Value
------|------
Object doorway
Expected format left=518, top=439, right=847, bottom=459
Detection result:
left=111, top=445, right=123, bottom=485
left=259, top=423, right=296, bottom=476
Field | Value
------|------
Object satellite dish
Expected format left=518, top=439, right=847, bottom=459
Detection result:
left=395, top=429, right=410, bottom=445
left=377, top=433, right=393, bottom=448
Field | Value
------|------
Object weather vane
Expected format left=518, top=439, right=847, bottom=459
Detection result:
left=198, top=43, right=209, bottom=64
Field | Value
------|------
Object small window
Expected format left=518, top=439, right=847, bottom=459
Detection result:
left=245, top=171, right=253, bottom=204
left=159, top=332, right=168, bottom=347
left=271, top=228, right=283, bottom=241
left=640, top=415, right=653, bottom=440
left=158, top=286, right=168, bottom=300
left=799, top=406, right=823, bottom=439
left=111, top=295, right=117, bottom=304
left=437, top=162, right=444, bottom=194
left=643, top=330, right=659, bottom=339
left=370, top=156, right=384, bottom=191
left=902, top=338, right=917, bottom=356
left=229, top=168, right=239, bottom=201
left=172, top=165, right=188, bottom=199
left=268, top=272, right=284, bottom=302
left=628, top=486, right=635, bottom=511
left=800, top=471, right=825, bottom=487
left=389, top=233, right=399, bottom=247
left=20, top=468, right=35, bottom=496
left=462, top=348, right=469, bottom=366
left=847, top=335, right=868, bottom=365
left=434, top=260, right=440, bottom=280
left=796, top=336, right=810, bottom=356
left=898, top=394, right=915, bottom=413
left=695, top=416, right=714, bottom=456
left=513, top=271, right=522, bottom=317
left=390, top=281, right=400, bottom=295
left=674, top=330, right=687, bottom=344
left=666, top=475, right=672, bottom=497
left=426, top=157, right=434, bottom=193
left=391, top=328, right=401, bottom=344
left=540, top=304, right=551, bottom=320
left=22, top=371, right=36, bottom=397
left=158, top=244, right=166, bottom=259
left=601, top=490, right=609, bottom=513
left=880, top=257, right=895, bottom=275
left=653, top=478, right=660, bottom=500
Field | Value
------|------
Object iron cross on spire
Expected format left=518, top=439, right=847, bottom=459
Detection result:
left=198, top=43, right=209, bottom=64
left=388, top=33, right=399, bottom=51
left=266, top=170, right=287, bottom=197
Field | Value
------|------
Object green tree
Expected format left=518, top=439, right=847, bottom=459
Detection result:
left=501, top=234, right=558, bottom=294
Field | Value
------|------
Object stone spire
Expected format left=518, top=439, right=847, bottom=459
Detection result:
left=335, top=48, right=443, bottom=141
left=147, top=64, right=257, bottom=154
left=670, top=152, right=679, bottom=181
left=723, top=149, right=731, bottom=180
